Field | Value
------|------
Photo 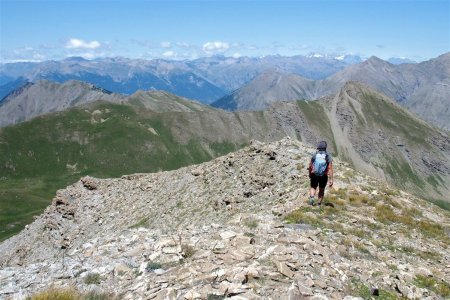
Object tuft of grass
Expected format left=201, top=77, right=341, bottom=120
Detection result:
left=181, top=244, right=196, bottom=259
left=285, top=205, right=339, bottom=229
left=329, top=188, right=348, bottom=199
left=375, top=204, right=398, bottom=224
left=130, top=217, right=148, bottom=228
left=284, top=207, right=324, bottom=227
left=83, top=273, right=101, bottom=285
left=243, top=218, right=258, bottom=229
left=348, top=192, right=371, bottom=206
left=414, top=275, right=450, bottom=298
left=83, top=292, right=118, bottom=300
left=388, top=264, right=398, bottom=271
left=27, top=288, right=118, bottom=300
left=27, top=288, right=82, bottom=300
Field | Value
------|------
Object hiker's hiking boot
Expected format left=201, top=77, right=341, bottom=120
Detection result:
left=308, top=196, right=315, bottom=206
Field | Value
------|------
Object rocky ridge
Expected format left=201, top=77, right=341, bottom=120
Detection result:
left=1, top=138, right=449, bottom=299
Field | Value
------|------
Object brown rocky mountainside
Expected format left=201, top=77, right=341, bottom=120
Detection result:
left=1, top=139, right=449, bottom=299
left=0, top=80, right=125, bottom=127
left=211, top=82, right=450, bottom=204
left=212, top=72, right=316, bottom=111
left=213, top=53, right=450, bottom=131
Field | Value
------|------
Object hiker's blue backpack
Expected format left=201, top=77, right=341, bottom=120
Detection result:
left=313, top=152, right=328, bottom=176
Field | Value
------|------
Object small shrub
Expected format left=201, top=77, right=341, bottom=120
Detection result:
left=146, top=261, right=162, bottom=271
left=244, top=232, right=255, bottom=238
left=84, top=273, right=101, bottom=285
left=207, top=295, right=224, bottom=300
left=181, top=244, right=196, bottom=258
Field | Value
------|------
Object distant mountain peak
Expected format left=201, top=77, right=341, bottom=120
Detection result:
left=364, top=56, right=390, bottom=65
left=63, top=56, right=89, bottom=62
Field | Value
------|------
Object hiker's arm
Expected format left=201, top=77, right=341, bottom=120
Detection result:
left=328, top=162, right=333, bottom=187
left=308, top=158, right=314, bottom=176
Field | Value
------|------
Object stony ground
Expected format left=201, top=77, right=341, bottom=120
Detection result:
left=1, top=138, right=449, bottom=299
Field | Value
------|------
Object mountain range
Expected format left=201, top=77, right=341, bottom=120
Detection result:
left=2, top=53, right=448, bottom=130
left=1, top=82, right=449, bottom=241
left=213, top=53, right=450, bottom=131
left=0, top=54, right=364, bottom=103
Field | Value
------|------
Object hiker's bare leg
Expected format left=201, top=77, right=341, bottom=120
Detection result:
left=310, top=187, right=316, bottom=197
left=318, top=187, right=325, bottom=204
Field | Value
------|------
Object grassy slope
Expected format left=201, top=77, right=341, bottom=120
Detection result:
left=296, top=100, right=337, bottom=154
left=0, top=102, right=239, bottom=240
left=295, top=88, right=449, bottom=210
left=351, top=90, right=448, bottom=208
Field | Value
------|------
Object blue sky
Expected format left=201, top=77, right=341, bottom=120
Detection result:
left=0, top=0, right=449, bottom=62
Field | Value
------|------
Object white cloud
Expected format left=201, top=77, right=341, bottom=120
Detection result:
left=160, top=41, right=172, bottom=48
left=176, top=42, right=190, bottom=48
left=66, top=38, right=101, bottom=49
left=162, top=50, right=177, bottom=58
left=232, top=53, right=242, bottom=58
left=202, top=41, right=230, bottom=53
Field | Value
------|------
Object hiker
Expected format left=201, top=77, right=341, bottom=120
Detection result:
left=308, top=141, right=333, bottom=206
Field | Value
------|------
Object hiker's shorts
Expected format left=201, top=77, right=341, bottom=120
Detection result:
left=310, top=174, right=328, bottom=189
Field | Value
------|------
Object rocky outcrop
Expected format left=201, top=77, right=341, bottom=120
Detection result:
left=1, top=138, right=449, bottom=299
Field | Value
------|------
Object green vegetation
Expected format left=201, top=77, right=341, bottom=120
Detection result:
left=146, top=262, right=163, bottom=271
left=83, top=273, right=101, bottom=285
left=27, top=288, right=116, bottom=300
left=384, top=156, right=425, bottom=189
left=181, top=244, right=196, bottom=258
left=130, top=217, right=149, bottom=228
left=430, top=198, right=450, bottom=211
left=413, top=275, right=450, bottom=298
left=243, top=217, right=259, bottom=229
left=296, top=100, right=337, bottom=154
left=348, top=278, right=405, bottom=300
left=284, top=206, right=337, bottom=228
left=360, top=93, right=429, bottom=146
left=0, top=102, right=242, bottom=241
